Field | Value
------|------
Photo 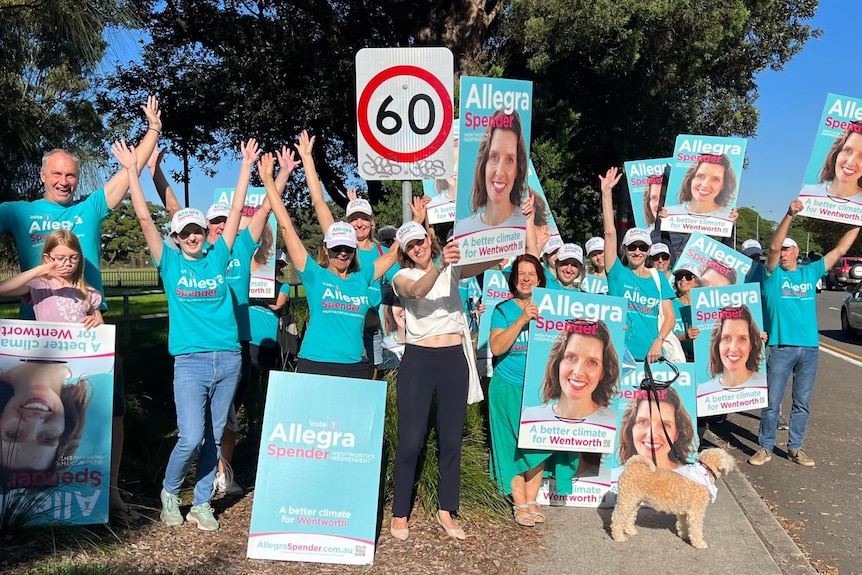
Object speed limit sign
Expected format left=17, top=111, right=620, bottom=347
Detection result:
left=356, top=48, right=454, bottom=181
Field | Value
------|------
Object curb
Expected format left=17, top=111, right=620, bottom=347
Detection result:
left=723, top=468, right=817, bottom=575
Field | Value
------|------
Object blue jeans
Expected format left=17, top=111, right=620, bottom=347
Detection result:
left=758, top=345, right=819, bottom=452
left=163, top=350, right=241, bottom=505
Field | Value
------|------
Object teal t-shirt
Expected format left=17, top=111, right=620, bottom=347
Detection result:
left=763, top=260, right=825, bottom=347
left=490, top=299, right=529, bottom=386
left=672, top=298, right=694, bottom=359
left=357, top=243, right=398, bottom=309
left=249, top=305, right=278, bottom=348
left=580, top=273, right=609, bottom=294
left=0, top=189, right=110, bottom=316
left=297, top=258, right=375, bottom=363
left=158, top=237, right=239, bottom=355
left=607, top=261, right=674, bottom=360
left=224, top=228, right=260, bottom=342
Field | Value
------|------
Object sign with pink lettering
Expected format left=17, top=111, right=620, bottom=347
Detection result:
left=691, top=284, right=767, bottom=416
left=0, top=320, right=114, bottom=526
left=672, top=232, right=752, bottom=287
left=247, top=371, right=385, bottom=565
left=518, top=288, right=627, bottom=453
left=659, top=135, right=747, bottom=238
left=624, top=158, right=672, bottom=232
left=798, top=93, right=862, bottom=225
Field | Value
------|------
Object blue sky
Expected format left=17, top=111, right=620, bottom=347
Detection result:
left=101, top=1, right=861, bottom=222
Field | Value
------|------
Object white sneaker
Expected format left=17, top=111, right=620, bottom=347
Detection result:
left=214, top=472, right=243, bottom=496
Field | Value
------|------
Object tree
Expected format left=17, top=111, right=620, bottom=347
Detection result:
left=101, top=198, right=169, bottom=265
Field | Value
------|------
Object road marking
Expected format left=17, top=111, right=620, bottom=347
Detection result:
left=820, top=341, right=862, bottom=367
left=828, top=307, right=839, bottom=311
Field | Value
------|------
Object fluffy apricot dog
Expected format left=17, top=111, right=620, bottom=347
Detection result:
left=611, top=448, right=736, bottom=549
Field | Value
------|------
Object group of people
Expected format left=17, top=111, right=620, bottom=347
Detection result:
left=1, top=95, right=858, bottom=541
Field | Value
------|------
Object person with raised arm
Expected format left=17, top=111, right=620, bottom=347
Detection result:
left=749, top=199, right=860, bottom=468
left=118, top=137, right=251, bottom=532
left=259, top=150, right=399, bottom=377
left=600, top=167, right=676, bottom=362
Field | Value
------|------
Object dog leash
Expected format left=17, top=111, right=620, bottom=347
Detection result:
left=639, top=357, right=693, bottom=467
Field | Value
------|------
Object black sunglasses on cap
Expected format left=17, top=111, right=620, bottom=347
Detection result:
left=627, top=243, right=650, bottom=253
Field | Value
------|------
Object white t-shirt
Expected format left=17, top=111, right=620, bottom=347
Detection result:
left=394, top=265, right=466, bottom=343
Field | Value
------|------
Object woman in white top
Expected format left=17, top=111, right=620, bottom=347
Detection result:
left=389, top=221, right=494, bottom=542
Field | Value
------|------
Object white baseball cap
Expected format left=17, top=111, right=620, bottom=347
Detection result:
left=346, top=199, right=373, bottom=219
left=396, top=221, right=427, bottom=246
left=542, top=236, right=564, bottom=256
left=557, top=243, right=584, bottom=266
left=782, top=238, right=798, bottom=249
left=585, top=237, right=605, bottom=255
left=622, top=228, right=652, bottom=247
left=673, top=263, right=702, bottom=279
left=741, top=239, right=763, bottom=257
left=649, top=243, right=670, bottom=257
left=170, top=208, right=208, bottom=235
left=205, top=203, right=231, bottom=222
left=323, top=221, right=357, bottom=248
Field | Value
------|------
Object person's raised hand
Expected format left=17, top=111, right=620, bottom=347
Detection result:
left=658, top=207, right=669, bottom=219
left=146, top=147, right=166, bottom=171
left=439, top=241, right=460, bottom=270
left=346, top=188, right=359, bottom=201
left=788, top=199, right=803, bottom=217
left=141, top=95, right=162, bottom=132
left=409, top=195, right=427, bottom=224
left=294, top=130, right=315, bottom=159
left=241, top=138, right=260, bottom=167
left=276, top=145, right=301, bottom=175
left=522, top=193, right=534, bottom=218
left=535, top=225, right=550, bottom=251
left=111, top=140, right=137, bottom=171
left=599, top=167, right=622, bottom=194
left=258, top=153, right=276, bottom=183
left=730, top=207, right=739, bottom=222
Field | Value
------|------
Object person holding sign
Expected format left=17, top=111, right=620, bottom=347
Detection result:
left=671, top=265, right=702, bottom=361
left=660, top=155, right=738, bottom=218
left=600, top=167, right=675, bottom=362
left=800, top=121, right=862, bottom=203
left=389, top=222, right=493, bottom=541
left=617, top=388, right=696, bottom=470
left=750, top=200, right=860, bottom=468
left=458, top=109, right=528, bottom=234
left=697, top=305, right=766, bottom=396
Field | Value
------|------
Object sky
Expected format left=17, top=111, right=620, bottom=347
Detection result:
left=99, top=1, right=862, bottom=222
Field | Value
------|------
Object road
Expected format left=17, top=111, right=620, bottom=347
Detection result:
left=708, top=289, right=862, bottom=575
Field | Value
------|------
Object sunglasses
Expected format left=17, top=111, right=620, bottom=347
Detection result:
left=627, top=243, right=650, bottom=253
left=178, top=226, right=205, bottom=239
left=676, top=272, right=696, bottom=282
left=651, top=253, right=670, bottom=261
left=328, top=246, right=356, bottom=255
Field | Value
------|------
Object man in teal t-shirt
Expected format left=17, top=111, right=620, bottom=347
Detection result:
left=750, top=199, right=860, bottom=469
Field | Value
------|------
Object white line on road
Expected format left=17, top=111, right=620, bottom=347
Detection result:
left=828, top=307, right=839, bottom=311
left=820, top=345, right=862, bottom=368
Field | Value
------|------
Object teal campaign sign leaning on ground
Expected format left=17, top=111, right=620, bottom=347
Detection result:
left=0, top=321, right=114, bottom=526
left=247, top=372, right=386, bottom=565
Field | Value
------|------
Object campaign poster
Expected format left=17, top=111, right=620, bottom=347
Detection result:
left=660, top=135, right=747, bottom=238
left=625, top=158, right=672, bottom=232
left=247, top=372, right=386, bottom=565
left=690, top=284, right=767, bottom=417
left=580, top=274, right=609, bottom=295
left=798, top=93, right=862, bottom=225
left=518, top=288, right=627, bottom=453
left=476, top=270, right=513, bottom=377
left=423, top=118, right=459, bottom=224
left=214, top=187, right=277, bottom=298
left=537, top=467, right=614, bottom=509
left=604, top=361, right=698, bottom=505
left=0, top=321, right=115, bottom=526
left=673, top=232, right=752, bottom=287
left=453, top=76, right=532, bottom=265
left=526, top=159, right=562, bottom=250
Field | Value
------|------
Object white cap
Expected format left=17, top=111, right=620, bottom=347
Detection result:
left=741, top=239, right=763, bottom=257
left=649, top=243, right=670, bottom=257
left=782, top=238, right=798, bottom=249
left=171, top=208, right=208, bottom=235
left=585, top=237, right=604, bottom=255
left=323, top=222, right=357, bottom=248
left=622, top=228, right=652, bottom=247
left=557, top=244, right=584, bottom=266
left=542, top=236, right=564, bottom=256
left=396, top=221, right=427, bottom=246
left=673, top=263, right=702, bottom=279
left=205, top=203, right=231, bottom=222
left=346, top=199, right=373, bottom=218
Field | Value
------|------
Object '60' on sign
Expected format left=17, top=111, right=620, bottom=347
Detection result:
left=356, top=48, right=454, bottom=181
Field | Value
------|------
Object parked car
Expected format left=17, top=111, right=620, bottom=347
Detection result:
left=826, top=257, right=862, bottom=290
left=841, top=282, right=862, bottom=336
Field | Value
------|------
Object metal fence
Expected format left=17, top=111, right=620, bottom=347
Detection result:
left=0, top=267, right=162, bottom=288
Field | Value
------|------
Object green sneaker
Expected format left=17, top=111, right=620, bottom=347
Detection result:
left=186, top=502, right=219, bottom=531
left=159, top=489, right=184, bottom=527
